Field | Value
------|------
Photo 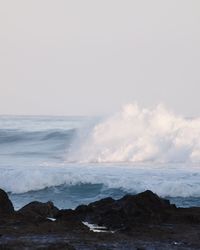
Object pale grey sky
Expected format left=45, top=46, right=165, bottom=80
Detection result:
left=0, top=0, right=200, bottom=116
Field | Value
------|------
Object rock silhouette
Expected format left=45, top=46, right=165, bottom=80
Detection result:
left=0, top=188, right=200, bottom=249
left=0, top=188, right=14, bottom=214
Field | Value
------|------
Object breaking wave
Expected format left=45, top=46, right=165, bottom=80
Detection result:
left=2, top=163, right=200, bottom=200
left=1, top=109, right=200, bottom=207
left=68, top=103, right=200, bottom=163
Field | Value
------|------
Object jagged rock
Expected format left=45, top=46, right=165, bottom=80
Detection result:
left=56, top=209, right=78, bottom=221
left=18, top=201, right=59, bottom=219
left=1, top=189, right=200, bottom=249
left=0, top=188, right=14, bottom=214
left=75, top=190, right=177, bottom=229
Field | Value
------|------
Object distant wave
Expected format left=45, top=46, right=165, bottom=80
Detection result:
left=68, top=103, right=200, bottom=163
left=0, top=128, right=75, bottom=144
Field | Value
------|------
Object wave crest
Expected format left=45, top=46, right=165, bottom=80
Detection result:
left=69, top=103, right=200, bottom=163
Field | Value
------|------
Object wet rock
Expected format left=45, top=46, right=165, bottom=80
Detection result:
left=55, top=209, right=90, bottom=232
left=0, top=188, right=14, bottom=214
left=168, top=207, right=200, bottom=224
left=75, top=190, right=177, bottom=229
left=18, top=201, right=59, bottom=220
left=0, top=189, right=200, bottom=249
left=56, top=209, right=78, bottom=221
left=74, top=190, right=200, bottom=231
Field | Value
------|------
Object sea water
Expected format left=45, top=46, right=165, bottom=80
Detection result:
left=1, top=104, right=200, bottom=209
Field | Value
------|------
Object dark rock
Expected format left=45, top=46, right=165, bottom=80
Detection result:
left=55, top=209, right=90, bottom=232
left=74, top=190, right=177, bottom=229
left=168, top=207, right=200, bottom=224
left=0, top=190, right=200, bottom=249
left=56, top=209, right=78, bottom=221
left=0, top=188, right=14, bottom=214
left=18, top=201, right=59, bottom=219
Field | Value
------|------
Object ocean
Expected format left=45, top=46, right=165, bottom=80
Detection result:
left=1, top=104, right=200, bottom=210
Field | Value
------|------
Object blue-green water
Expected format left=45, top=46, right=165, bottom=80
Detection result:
left=1, top=115, right=200, bottom=210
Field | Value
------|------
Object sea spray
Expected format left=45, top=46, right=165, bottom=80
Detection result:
left=1, top=110, right=200, bottom=208
left=68, top=103, right=200, bottom=163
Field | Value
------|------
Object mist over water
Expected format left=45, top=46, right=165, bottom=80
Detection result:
left=1, top=104, right=200, bottom=209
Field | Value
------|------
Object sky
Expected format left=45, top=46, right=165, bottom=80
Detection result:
left=0, top=0, right=200, bottom=116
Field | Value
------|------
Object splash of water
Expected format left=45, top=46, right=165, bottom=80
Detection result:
left=69, top=103, right=200, bottom=163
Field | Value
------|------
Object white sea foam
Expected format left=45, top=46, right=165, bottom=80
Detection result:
left=1, top=106, right=200, bottom=200
left=1, top=163, right=200, bottom=198
left=82, top=221, right=113, bottom=233
left=69, top=103, right=200, bottom=163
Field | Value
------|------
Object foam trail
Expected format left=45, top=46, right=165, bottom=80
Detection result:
left=68, top=103, right=200, bottom=163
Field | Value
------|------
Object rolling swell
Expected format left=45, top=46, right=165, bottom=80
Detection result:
left=9, top=180, right=200, bottom=209
left=2, top=163, right=200, bottom=199
left=10, top=183, right=127, bottom=209
left=0, top=128, right=76, bottom=144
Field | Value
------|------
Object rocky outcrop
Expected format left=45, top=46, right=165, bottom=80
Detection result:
left=73, top=190, right=200, bottom=231
left=0, top=188, right=14, bottom=214
left=0, top=188, right=200, bottom=249
left=18, top=201, right=59, bottom=220
left=1, top=187, right=200, bottom=231
left=73, top=190, right=176, bottom=229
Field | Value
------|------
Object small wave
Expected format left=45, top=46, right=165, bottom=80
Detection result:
left=42, top=129, right=75, bottom=141
left=0, top=129, right=75, bottom=144
left=0, top=129, right=30, bottom=143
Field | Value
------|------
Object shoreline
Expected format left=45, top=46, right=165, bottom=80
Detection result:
left=1, top=189, right=200, bottom=249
